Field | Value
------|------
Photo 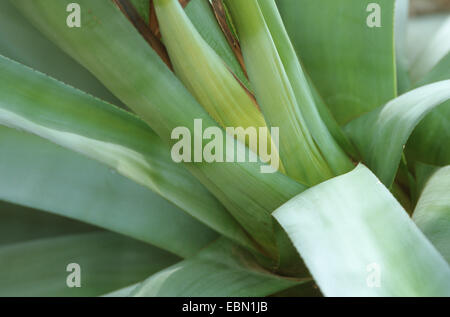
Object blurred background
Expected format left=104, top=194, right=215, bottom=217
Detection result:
left=407, top=0, right=450, bottom=68
left=411, top=0, right=450, bottom=15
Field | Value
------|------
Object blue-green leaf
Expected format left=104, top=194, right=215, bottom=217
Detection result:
left=274, top=164, right=450, bottom=296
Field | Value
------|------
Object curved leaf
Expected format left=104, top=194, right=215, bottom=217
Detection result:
left=406, top=53, right=450, bottom=166
left=274, top=164, right=450, bottom=297
left=225, top=0, right=335, bottom=185
left=257, top=0, right=354, bottom=176
left=345, top=80, right=450, bottom=187
left=413, top=166, right=450, bottom=263
left=0, top=232, right=180, bottom=296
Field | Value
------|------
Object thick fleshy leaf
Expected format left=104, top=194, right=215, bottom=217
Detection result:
left=12, top=0, right=308, bottom=258
left=406, top=53, right=450, bottom=166
left=413, top=166, right=450, bottom=263
left=154, top=0, right=280, bottom=172
left=0, top=201, right=98, bottom=246
left=274, top=164, right=450, bottom=297
left=278, top=0, right=397, bottom=124
left=0, top=2, right=221, bottom=260
left=257, top=0, right=354, bottom=176
left=0, top=232, right=180, bottom=296
left=225, top=0, right=335, bottom=185
left=0, top=126, right=216, bottom=258
left=131, top=238, right=304, bottom=297
left=345, top=80, right=450, bottom=187
left=0, top=55, right=254, bottom=252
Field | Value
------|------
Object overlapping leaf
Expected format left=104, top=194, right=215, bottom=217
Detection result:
left=257, top=0, right=354, bottom=176
left=345, top=80, right=450, bottom=187
left=274, top=164, right=450, bottom=296
left=406, top=53, right=450, bottom=166
left=12, top=0, right=307, bottom=258
left=224, top=0, right=339, bottom=185
left=154, top=0, right=280, bottom=172
left=0, top=55, right=253, bottom=253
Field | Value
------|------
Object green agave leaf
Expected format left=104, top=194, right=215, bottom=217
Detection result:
left=410, top=16, right=450, bottom=83
left=274, top=164, right=450, bottom=297
left=154, top=0, right=281, bottom=171
left=278, top=0, right=397, bottom=124
left=247, top=1, right=358, bottom=160
left=131, top=238, right=304, bottom=297
left=413, top=166, right=450, bottom=263
left=224, top=0, right=334, bottom=186
left=345, top=80, right=450, bottom=187
left=0, top=0, right=123, bottom=107
left=0, top=55, right=254, bottom=252
left=12, top=0, right=307, bottom=258
left=0, top=126, right=216, bottom=258
left=257, top=0, right=354, bottom=176
left=185, top=0, right=250, bottom=90
left=406, top=53, right=450, bottom=166
left=0, top=232, right=180, bottom=296
left=0, top=201, right=98, bottom=246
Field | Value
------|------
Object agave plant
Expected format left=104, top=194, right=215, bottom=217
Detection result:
left=0, top=0, right=449, bottom=297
